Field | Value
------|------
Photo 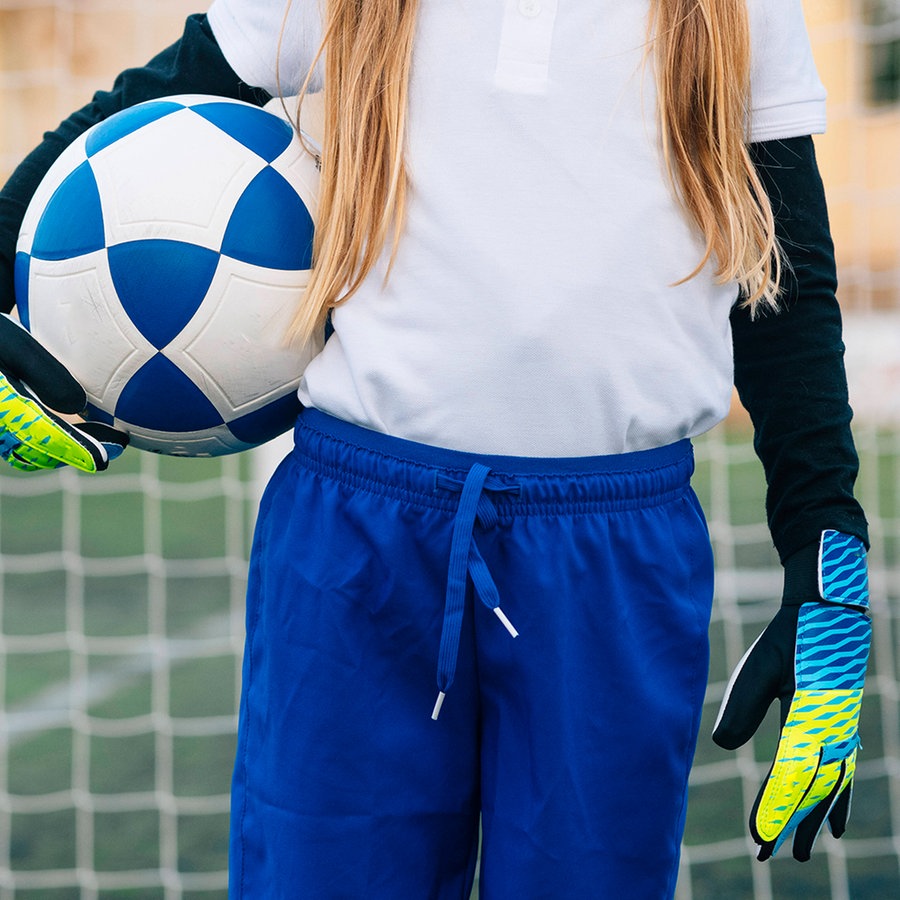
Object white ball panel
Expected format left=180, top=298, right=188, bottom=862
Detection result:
left=90, top=108, right=265, bottom=249
left=165, top=256, right=321, bottom=415
left=26, top=253, right=157, bottom=406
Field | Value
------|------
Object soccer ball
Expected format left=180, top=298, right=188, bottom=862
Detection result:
left=14, top=94, right=321, bottom=457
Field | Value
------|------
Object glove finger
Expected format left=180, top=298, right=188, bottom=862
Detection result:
left=713, top=610, right=798, bottom=749
left=749, top=761, right=800, bottom=862
left=1, top=417, right=55, bottom=471
left=9, top=441, right=62, bottom=471
left=4, top=419, right=125, bottom=473
left=827, top=780, right=853, bottom=839
left=0, top=314, right=85, bottom=414
left=0, top=378, right=106, bottom=473
left=76, top=422, right=129, bottom=463
left=6, top=450, right=49, bottom=472
left=59, top=420, right=111, bottom=472
left=4, top=426, right=96, bottom=472
left=790, top=765, right=846, bottom=862
left=713, top=636, right=774, bottom=749
left=750, top=793, right=777, bottom=861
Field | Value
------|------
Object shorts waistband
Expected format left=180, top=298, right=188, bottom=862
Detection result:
left=292, top=408, right=694, bottom=515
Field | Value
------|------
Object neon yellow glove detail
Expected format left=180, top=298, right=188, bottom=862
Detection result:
left=0, top=370, right=102, bottom=471
left=0, top=313, right=127, bottom=472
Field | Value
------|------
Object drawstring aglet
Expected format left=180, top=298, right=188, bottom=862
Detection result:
left=494, top=606, right=519, bottom=638
left=431, top=691, right=447, bottom=721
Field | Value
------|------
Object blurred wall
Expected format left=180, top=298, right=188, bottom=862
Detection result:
left=806, top=0, right=900, bottom=310
left=0, top=1, right=198, bottom=180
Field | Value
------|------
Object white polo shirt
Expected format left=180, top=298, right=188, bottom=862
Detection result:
left=207, top=0, right=827, bottom=457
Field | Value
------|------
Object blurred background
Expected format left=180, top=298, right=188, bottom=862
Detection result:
left=0, top=1, right=898, bottom=898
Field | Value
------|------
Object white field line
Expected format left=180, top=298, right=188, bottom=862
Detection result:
left=1, top=612, right=241, bottom=749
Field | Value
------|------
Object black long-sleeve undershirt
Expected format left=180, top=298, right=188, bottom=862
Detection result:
left=735, top=137, right=867, bottom=590
left=0, top=14, right=868, bottom=586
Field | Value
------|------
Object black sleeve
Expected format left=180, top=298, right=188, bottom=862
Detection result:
left=0, top=13, right=272, bottom=314
left=733, top=136, right=868, bottom=588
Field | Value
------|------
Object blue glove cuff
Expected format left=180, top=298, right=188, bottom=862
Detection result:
left=818, top=529, right=869, bottom=610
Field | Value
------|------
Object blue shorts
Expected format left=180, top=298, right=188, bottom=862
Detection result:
left=230, top=409, right=714, bottom=899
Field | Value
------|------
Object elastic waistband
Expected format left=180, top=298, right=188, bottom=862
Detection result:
left=292, top=408, right=694, bottom=516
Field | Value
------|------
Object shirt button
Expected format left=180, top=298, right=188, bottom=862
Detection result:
left=518, top=0, right=541, bottom=17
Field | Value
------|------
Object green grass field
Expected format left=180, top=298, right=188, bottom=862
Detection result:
left=1, top=425, right=898, bottom=898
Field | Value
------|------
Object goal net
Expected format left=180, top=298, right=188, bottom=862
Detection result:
left=0, top=2, right=898, bottom=899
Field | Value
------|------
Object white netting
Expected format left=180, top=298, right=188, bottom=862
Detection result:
left=0, top=447, right=257, bottom=899
left=0, top=1, right=898, bottom=898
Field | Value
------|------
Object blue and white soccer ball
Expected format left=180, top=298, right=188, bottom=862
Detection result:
left=14, top=94, right=321, bottom=457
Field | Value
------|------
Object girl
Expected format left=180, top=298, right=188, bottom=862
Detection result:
left=0, top=1, right=872, bottom=897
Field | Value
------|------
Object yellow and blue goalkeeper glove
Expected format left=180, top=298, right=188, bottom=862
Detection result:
left=0, top=313, right=127, bottom=472
left=713, top=529, right=870, bottom=861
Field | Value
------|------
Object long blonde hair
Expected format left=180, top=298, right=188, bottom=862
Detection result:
left=651, top=0, right=780, bottom=311
left=287, top=0, right=779, bottom=345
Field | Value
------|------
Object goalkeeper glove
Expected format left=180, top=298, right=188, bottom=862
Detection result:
left=712, top=529, right=871, bottom=861
left=0, top=313, right=128, bottom=472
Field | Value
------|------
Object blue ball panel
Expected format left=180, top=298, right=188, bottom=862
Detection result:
left=220, top=166, right=314, bottom=270
left=85, top=100, right=186, bottom=157
left=191, top=102, right=294, bottom=163
left=116, top=353, right=224, bottom=432
left=13, top=252, right=30, bottom=329
left=107, top=240, right=220, bottom=350
left=85, top=402, right=115, bottom=426
left=31, top=161, right=105, bottom=260
left=227, top=391, right=302, bottom=446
